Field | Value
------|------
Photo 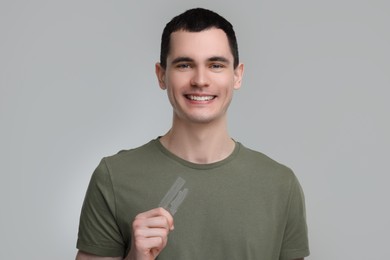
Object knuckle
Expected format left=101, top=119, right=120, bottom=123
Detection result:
left=157, top=207, right=165, bottom=214
left=132, top=219, right=141, bottom=229
left=162, top=228, right=169, bottom=237
left=157, top=236, right=165, bottom=247
left=134, top=239, right=147, bottom=250
left=133, top=229, right=143, bottom=238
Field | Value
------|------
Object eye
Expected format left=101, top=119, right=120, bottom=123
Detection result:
left=210, top=63, right=225, bottom=71
left=176, top=63, right=192, bottom=70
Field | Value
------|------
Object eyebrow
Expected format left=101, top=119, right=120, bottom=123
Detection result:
left=170, top=57, right=194, bottom=65
left=170, top=56, right=231, bottom=65
left=208, top=56, right=230, bottom=64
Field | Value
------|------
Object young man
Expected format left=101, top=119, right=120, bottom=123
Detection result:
left=76, top=8, right=309, bottom=260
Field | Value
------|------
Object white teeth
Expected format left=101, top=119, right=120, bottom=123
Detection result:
left=187, top=95, right=214, bottom=101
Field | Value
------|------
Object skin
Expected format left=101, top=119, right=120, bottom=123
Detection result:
left=156, top=28, right=243, bottom=164
left=76, top=28, right=303, bottom=260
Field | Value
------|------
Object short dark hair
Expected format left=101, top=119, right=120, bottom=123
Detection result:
left=160, top=8, right=239, bottom=69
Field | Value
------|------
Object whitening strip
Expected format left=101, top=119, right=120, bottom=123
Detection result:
left=159, top=177, right=188, bottom=216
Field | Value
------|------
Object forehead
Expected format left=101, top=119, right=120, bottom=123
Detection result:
left=168, top=28, right=233, bottom=61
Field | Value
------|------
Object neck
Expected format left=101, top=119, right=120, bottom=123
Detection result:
left=160, top=118, right=235, bottom=164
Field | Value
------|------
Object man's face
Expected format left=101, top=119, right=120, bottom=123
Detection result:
left=156, top=28, right=243, bottom=125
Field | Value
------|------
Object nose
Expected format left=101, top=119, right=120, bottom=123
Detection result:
left=190, top=67, right=209, bottom=87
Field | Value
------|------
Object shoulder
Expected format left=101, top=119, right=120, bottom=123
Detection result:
left=236, top=143, right=298, bottom=185
left=91, top=139, right=164, bottom=184
left=238, top=143, right=294, bottom=174
left=102, top=139, right=160, bottom=167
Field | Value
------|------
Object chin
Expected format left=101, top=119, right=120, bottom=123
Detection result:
left=186, top=115, right=223, bottom=125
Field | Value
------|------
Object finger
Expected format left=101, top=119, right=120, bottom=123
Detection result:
left=136, top=207, right=172, bottom=219
left=134, top=233, right=168, bottom=253
left=133, top=216, right=172, bottom=234
left=134, top=226, right=169, bottom=240
left=144, top=216, right=172, bottom=229
left=157, top=207, right=174, bottom=230
left=135, top=207, right=174, bottom=230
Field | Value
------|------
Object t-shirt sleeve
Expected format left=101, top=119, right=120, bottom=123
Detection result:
left=76, top=159, right=125, bottom=257
left=279, top=174, right=310, bottom=260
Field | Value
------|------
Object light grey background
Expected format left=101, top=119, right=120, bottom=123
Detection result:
left=1, top=0, right=389, bottom=259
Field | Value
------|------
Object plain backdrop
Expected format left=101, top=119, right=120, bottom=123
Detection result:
left=1, top=0, right=389, bottom=259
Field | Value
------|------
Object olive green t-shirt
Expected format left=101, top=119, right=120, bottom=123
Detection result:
left=77, top=139, right=309, bottom=259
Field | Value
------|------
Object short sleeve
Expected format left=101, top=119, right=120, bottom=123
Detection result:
left=279, top=175, right=310, bottom=260
left=76, top=159, right=125, bottom=257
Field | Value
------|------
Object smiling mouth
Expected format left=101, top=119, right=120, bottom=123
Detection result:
left=185, top=95, right=216, bottom=101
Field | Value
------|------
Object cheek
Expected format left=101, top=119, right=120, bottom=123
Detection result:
left=216, top=76, right=236, bottom=91
left=165, top=79, right=184, bottom=104
left=166, top=71, right=189, bottom=89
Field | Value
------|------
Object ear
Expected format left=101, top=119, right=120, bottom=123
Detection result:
left=233, top=63, right=244, bottom=90
left=155, top=63, right=166, bottom=90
